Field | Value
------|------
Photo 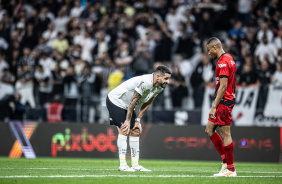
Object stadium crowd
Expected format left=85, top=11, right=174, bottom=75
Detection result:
left=0, top=0, right=282, bottom=123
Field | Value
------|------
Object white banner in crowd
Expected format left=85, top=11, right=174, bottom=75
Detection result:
left=263, top=85, right=282, bottom=118
left=201, top=85, right=259, bottom=126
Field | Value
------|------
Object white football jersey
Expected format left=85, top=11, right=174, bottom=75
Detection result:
left=108, top=74, right=163, bottom=110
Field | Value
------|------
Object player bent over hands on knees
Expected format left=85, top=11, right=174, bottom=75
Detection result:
left=205, top=37, right=237, bottom=177
left=106, top=65, right=171, bottom=171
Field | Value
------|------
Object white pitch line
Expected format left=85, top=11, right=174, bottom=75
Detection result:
left=0, top=175, right=282, bottom=178
left=0, top=168, right=115, bottom=171
left=0, top=168, right=282, bottom=174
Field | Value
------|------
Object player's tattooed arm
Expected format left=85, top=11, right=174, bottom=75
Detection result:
left=126, top=91, right=141, bottom=121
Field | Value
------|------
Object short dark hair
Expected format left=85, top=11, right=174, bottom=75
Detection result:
left=154, top=65, right=171, bottom=75
left=207, top=37, right=221, bottom=45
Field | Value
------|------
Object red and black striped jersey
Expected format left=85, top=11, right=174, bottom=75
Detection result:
left=214, top=53, right=237, bottom=107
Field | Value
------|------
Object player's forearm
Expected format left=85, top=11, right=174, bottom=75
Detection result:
left=126, top=101, right=136, bottom=121
left=212, top=85, right=227, bottom=109
left=126, top=91, right=141, bottom=121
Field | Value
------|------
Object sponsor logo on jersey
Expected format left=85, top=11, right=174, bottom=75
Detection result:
left=231, top=61, right=235, bottom=65
left=218, top=64, right=227, bottom=68
left=137, top=81, right=144, bottom=88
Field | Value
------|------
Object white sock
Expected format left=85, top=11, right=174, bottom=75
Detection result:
left=117, top=134, right=127, bottom=166
left=129, top=136, right=139, bottom=167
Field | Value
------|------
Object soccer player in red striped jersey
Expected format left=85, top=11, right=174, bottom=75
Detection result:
left=205, top=37, right=237, bottom=177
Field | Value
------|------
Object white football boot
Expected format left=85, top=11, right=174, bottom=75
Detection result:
left=214, top=169, right=237, bottom=177
left=131, top=165, right=151, bottom=171
left=213, top=163, right=227, bottom=176
left=118, top=165, right=135, bottom=172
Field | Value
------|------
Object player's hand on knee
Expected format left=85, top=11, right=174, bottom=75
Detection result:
left=121, top=121, right=130, bottom=134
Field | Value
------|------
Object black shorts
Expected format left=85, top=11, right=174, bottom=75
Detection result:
left=106, top=96, right=137, bottom=129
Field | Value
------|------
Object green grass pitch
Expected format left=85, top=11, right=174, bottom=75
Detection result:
left=0, top=157, right=282, bottom=184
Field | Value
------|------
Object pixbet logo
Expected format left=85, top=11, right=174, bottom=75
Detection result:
left=51, top=127, right=117, bottom=157
left=218, top=64, right=227, bottom=68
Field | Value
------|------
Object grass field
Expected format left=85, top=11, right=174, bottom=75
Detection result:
left=0, top=157, right=282, bottom=184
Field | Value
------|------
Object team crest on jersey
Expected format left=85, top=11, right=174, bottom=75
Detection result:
left=141, top=86, right=146, bottom=91
left=218, top=64, right=227, bottom=68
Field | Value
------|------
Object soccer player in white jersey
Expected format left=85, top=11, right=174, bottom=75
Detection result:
left=106, top=65, right=171, bottom=171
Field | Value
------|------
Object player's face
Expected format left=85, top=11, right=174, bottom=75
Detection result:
left=207, top=45, right=217, bottom=59
left=157, top=73, right=171, bottom=88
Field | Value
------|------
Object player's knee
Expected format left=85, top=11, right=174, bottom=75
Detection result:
left=130, top=128, right=140, bottom=137
left=117, top=127, right=129, bottom=136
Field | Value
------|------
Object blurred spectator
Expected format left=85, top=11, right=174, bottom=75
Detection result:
left=132, top=39, right=152, bottom=76
left=108, top=66, right=124, bottom=91
left=237, top=0, right=252, bottom=26
left=47, top=94, right=64, bottom=123
left=15, top=64, right=35, bottom=108
left=239, top=64, right=258, bottom=86
left=63, top=65, right=79, bottom=121
left=73, top=29, right=95, bottom=63
left=245, top=26, right=258, bottom=54
left=274, top=27, right=282, bottom=62
left=198, top=11, right=213, bottom=39
left=39, top=52, right=55, bottom=73
left=21, top=23, right=38, bottom=49
left=174, top=23, right=194, bottom=58
left=165, top=6, right=186, bottom=35
left=114, top=41, right=133, bottom=80
left=55, top=52, right=69, bottom=71
left=255, top=35, right=277, bottom=65
left=78, top=66, right=98, bottom=123
left=190, top=54, right=213, bottom=108
left=0, top=68, right=15, bottom=85
left=34, top=65, right=52, bottom=106
left=153, top=30, right=173, bottom=64
left=74, top=58, right=86, bottom=76
left=0, top=54, right=8, bottom=78
left=51, top=63, right=64, bottom=97
left=42, top=23, right=57, bottom=47
left=176, top=54, right=193, bottom=84
left=36, top=37, right=52, bottom=55
left=70, top=0, right=84, bottom=18
left=37, top=7, right=51, bottom=35
left=9, top=93, right=25, bottom=121
left=169, top=65, right=188, bottom=108
left=17, top=47, right=36, bottom=74
left=257, top=21, right=274, bottom=43
left=101, top=57, right=115, bottom=87
left=271, top=62, right=282, bottom=86
left=229, top=21, right=246, bottom=41
left=52, top=32, right=69, bottom=54
left=54, top=7, right=69, bottom=33
left=257, top=60, right=272, bottom=109
left=93, top=29, right=108, bottom=58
